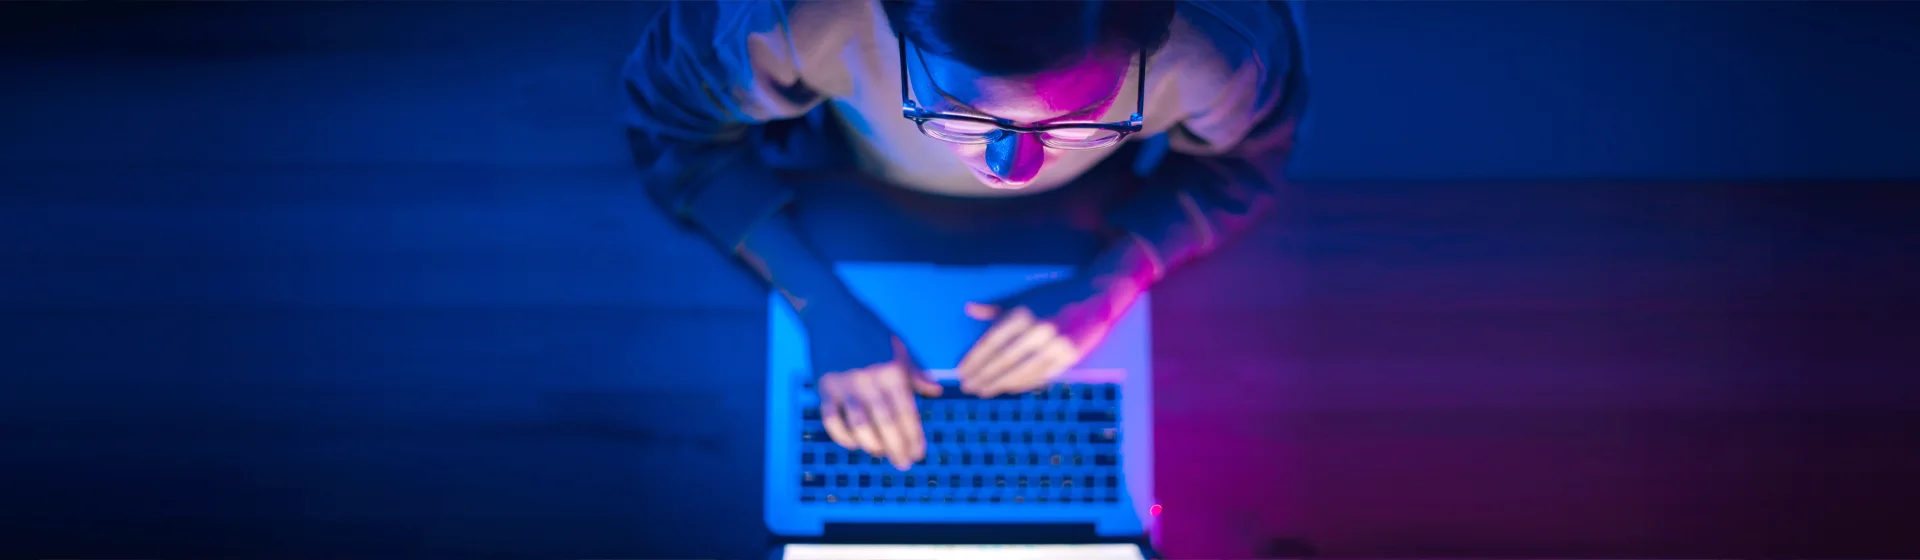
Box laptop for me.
[764,262,1158,560]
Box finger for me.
[818,381,860,451]
[909,368,945,397]
[883,371,929,468]
[854,373,913,469]
[958,307,1035,379]
[840,396,886,457]
[982,338,1078,396]
[891,337,941,398]
[964,302,1000,321]
[970,324,1058,395]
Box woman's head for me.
[883,1,1176,189]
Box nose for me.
[983,133,1044,186]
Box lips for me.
[972,168,1032,190]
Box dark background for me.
[3,2,1917,559]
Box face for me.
[911,47,1132,190]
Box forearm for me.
[1102,151,1286,287]
[736,209,859,318]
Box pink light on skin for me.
[1150,504,1161,516]
[913,47,1131,189]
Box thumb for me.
[891,336,943,397]
[909,367,944,397]
[964,301,1000,321]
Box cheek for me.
[949,143,988,163]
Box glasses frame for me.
[896,34,1146,150]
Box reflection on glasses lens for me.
[1041,128,1123,149]
[918,121,1125,150]
[920,120,999,143]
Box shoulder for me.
[1156,2,1308,151]
[1164,1,1305,93]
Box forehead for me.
[918,48,1131,123]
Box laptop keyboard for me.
[797,380,1125,506]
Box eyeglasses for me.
[897,35,1146,150]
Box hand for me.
[956,270,1143,397]
[818,337,944,470]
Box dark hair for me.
[882,0,1176,77]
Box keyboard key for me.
[1104,384,1118,400]
[802,408,821,421]
[1090,429,1118,444]
[801,473,826,487]
[802,430,830,442]
[1095,454,1118,466]
[1105,475,1119,487]
[801,452,816,464]
[858,475,871,487]
[834,475,849,487]
[824,453,840,465]
[1077,410,1117,423]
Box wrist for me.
[1085,233,1162,299]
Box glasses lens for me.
[919,119,999,144]
[1040,128,1124,150]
